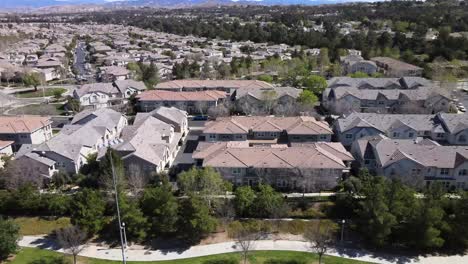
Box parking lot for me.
[452,80,468,113]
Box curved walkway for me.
[18,235,467,264]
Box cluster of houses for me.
[0,24,71,83]
[0,72,465,192]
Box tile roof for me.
[136,90,227,102]
[194,141,353,169]
[0,116,51,134]
[155,80,273,90]
[204,116,332,135]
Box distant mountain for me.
[0,0,377,9]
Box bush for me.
[0,218,20,261]
[203,258,238,264]
[278,220,310,235]
[264,259,307,264]
[30,256,68,264]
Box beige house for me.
[322,77,452,115]
[335,112,468,146]
[112,107,188,175]
[352,135,468,190]
[16,108,127,176]
[193,141,353,191]
[136,90,227,114]
[0,115,53,151]
[371,57,423,77]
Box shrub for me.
[264,259,307,264]
[203,258,238,264]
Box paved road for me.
[1,85,76,96]
[18,235,468,263]
[74,42,87,77]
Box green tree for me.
[405,184,447,250]
[234,186,256,217]
[177,167,226,198]
[257,75,273,83]
[98,149,126,190]
[301,75,327,94]
[140,183,179,236]
[116,192,148,242]
[348,71,369,78]
[178,195,217,243]
[70,189,106,235]
[23,72,42,91]
[140,62,160,88]
[253,184,288,218]
[355,176,397,247]
[0,218,19,261]
[297,90,318,107]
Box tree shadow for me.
[27,234,62,251]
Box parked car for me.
[192,115,208,121]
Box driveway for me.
[18,235,468,263]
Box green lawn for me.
[9,103,66,116]
[10,248,372,264]
[16,88,67,98]
[12,217,71,236]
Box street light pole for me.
[341,219,346,243]
[122,222,128,249]
[110,153,127,264]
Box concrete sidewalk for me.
[18,235,468,264]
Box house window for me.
[364,159,371,165]
[393,132,400,137]
[408,132,414,138]
[235,134,243,139]
[440,168,450,175]
[459,169,467,176]
[320,135,327,140]
[209,134,216,139]
[378,101,385,105]
[437,133,444,138]
[345,134,353,139]
[232,168,241,174]
[459,135,467,143]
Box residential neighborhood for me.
[0,1,468,264]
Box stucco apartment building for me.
[352,135,468,190]
[0,115,53,151]
[16,108,127,177]
[153,80,302,114]
[136,90,227,114]
[340,55,378,75]
[73,80,146,109]
[322,77,452,115]
[371,57,423,77]
[111,107,188,175]
[335,112,468,146]
[203,116,333,144]
[193,141,353,191]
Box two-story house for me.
[335,112,468,146]
[16,108,127,176]
[351,135,468,190]
[193,141,354,191]
[111,107,188,176]
[0,116,53,151]
[322,77,452,115]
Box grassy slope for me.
[16,88,66,98]
[10,248,372,264]
[12,217,71,236]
